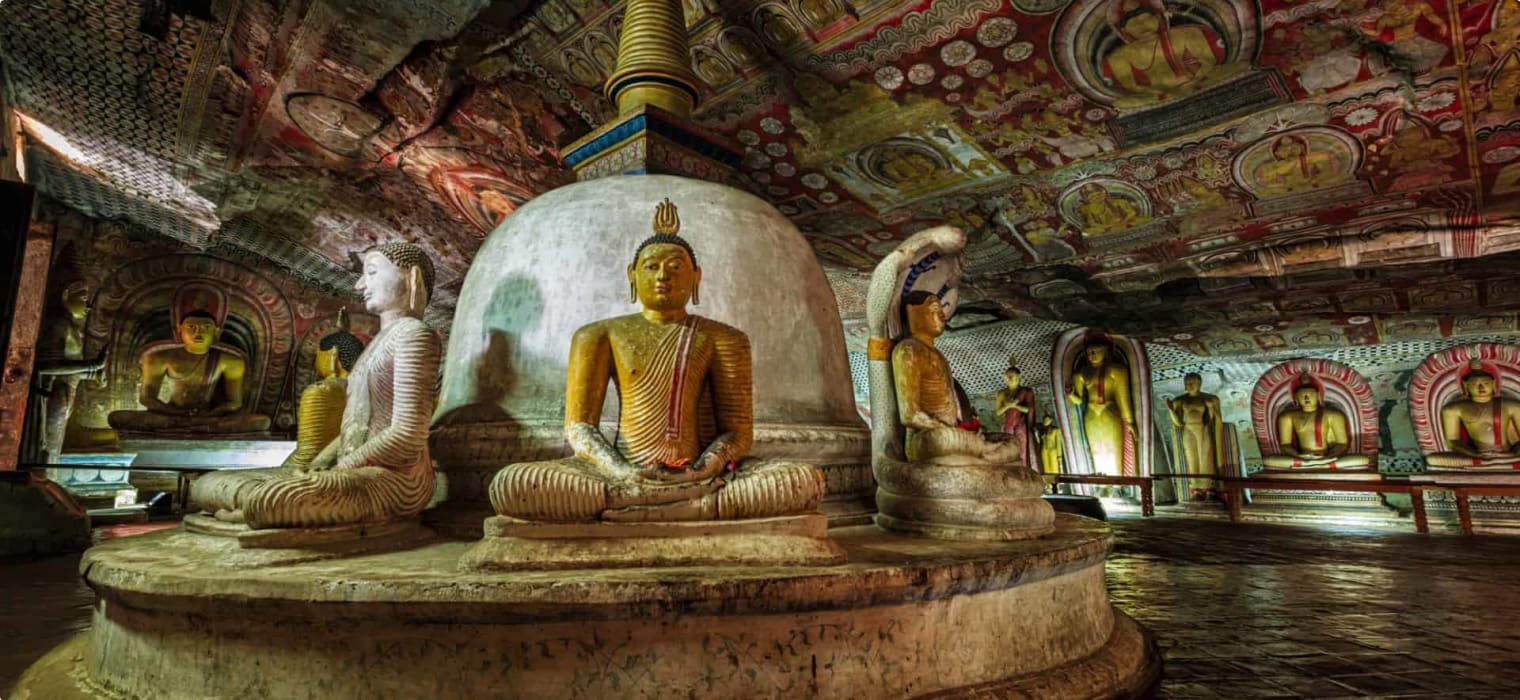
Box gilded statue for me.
[994,363,1038,469]
[190,243,440,530]
[1100,0,1229,108]
[25,281,107,463]
[284,311,365,469]
[1066,342,1136,475]
[1038,414,1063,475]
[487,200,824,522]
[1260,375,1370,469]
[867,226,1052,540]
[1166,372,1222,498]
[1424,361,1520,469]
[107,286,271,435]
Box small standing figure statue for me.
[1037,415,1063,475]
[1165,372,1223,500]
[994,363,1038,469]
[24,281,108,463]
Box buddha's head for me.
[358,242,435,316]
[1004,365,1023,391]
[1273,135,1306,160]
[1112,0,1165,41]
[178,311,220,355]
[62,281,88,320]
[1042,414,1054,428]
[1082,184,1109,205]
[1084,343,1109,367]
[1463,367,1497,403]
[628,199,702,312]
[903,290,946,339]
[316,325,365,379]
[1293,384,1322,413]
[1183,372,1202,396]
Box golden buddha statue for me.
[1038,414,1063,474]
[486,200,825,523]
[1261,375,1371,469]
[1424,361,1520,469]
[1066,342,1135,475]
[1166,372,1222,498]
[107,287,270,435]
[189,243,440,531]
[283,311,365,469]
[26,281,108,463]
[1101,0,1228,108]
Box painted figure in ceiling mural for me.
[1100,0,1228,108]
[1381,122,1459,191]
[1362,0,1449,73]
[1424,361,1520,469]
[1067,342,1137,476]
[1249,133,1352,198]
[1077,183,1148,234]
[1166,372,1222,499]
[1487,53,1520,113]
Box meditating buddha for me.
[1425,361,1520,469]
[107,287,270,435]
[1067,342,1135,475]
[283,310,365,469]
[190,243,440,530]
[1261,375,1370,469]
[487,200,824,522]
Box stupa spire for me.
[604,0,701,117]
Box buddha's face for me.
[1294,386,1321,412]
[1122,10,1161,39]
[1274,139,1304,160]
[630,243,700,312]
[1184,374,1201,395]
[1085,344,1108,366]
[1465,373,1496,402]
[1004,369,1022,390]
[357,251,408,314]
[905,297,946,337]
[178,316,219,355]
[315,347,339,379]
[62,285,88,320]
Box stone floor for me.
[2,517,1519,697]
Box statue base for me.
[1249,468,1383,482]
[459,514,846,571]
[9,515,1157,700]
[873,461,1056,541]
[183,512,430,548]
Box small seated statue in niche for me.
[283,310,365,469]
[1425,361,1520,469]
[894,291,1022,465]
[190,243,440,530]
[488,200,824,522]
[107,287,270,435]
[1261,375,1370,469]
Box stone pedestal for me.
[459,514,846,571]
[11,514,1158,699]
[119,438,295,468]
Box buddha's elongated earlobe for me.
[408,266,426,314]
[627,264,637,304]
[692,267,702,306]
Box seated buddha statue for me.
[1261,375,1371,469]
[1424,362,1520,469]
[487,200,824,523]
[189,243,440,531]
[283,310,365,469]
[107,291,271,435]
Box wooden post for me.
[0,183,48,470]
[1409,487,1428,534]
[1455,489,1474,536]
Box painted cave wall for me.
[39,201,373,438]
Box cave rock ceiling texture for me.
[3,0,1520,356]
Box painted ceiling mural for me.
[2,0,1520,355]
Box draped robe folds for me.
[489,315,823,521]
[1000,386,1037,470]
[892,338,1022,465]
[191,318,439,528]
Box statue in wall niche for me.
[866,225,1052,540]
[487,200,825,522]
[1038,414,1063,474]
[1261,374,1371,469]
[107,284,271,435]
[24,281,108,463]
[1424,360,1520,469]
[995,363,1038,469]
[189,243,440,530]
[1066,342,1136,476]
[283,310,365,469]
[1166,372,1222,499]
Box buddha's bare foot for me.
[213,508,246,523]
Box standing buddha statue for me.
[1067,342,1135,475]
[189,243,440,530]
[994,363,1037,469]
[283,310,365,469]
[1166,372,1223,498]
[486,200,825,523]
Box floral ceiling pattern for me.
[3,0,1520,354]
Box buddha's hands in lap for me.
[607,472,725,508]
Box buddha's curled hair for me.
[368,242,436,299]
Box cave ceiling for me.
[3,0,1520,355]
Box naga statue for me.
[107,284,271,435]
[188,243,440,534]
[283,310,365,469]
[866,226,1053,540]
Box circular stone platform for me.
[11,514,1158,699]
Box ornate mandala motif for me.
[802,173,829,189]
[976,17,1018,47]
[908,63,936,85]
[737,129,761,145]
[966,59,994,78]
[875,66,904,90]
[1002,42,1034,62]
[942,74,965,90]
[760,117,785,134]
[940,40,976,67]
